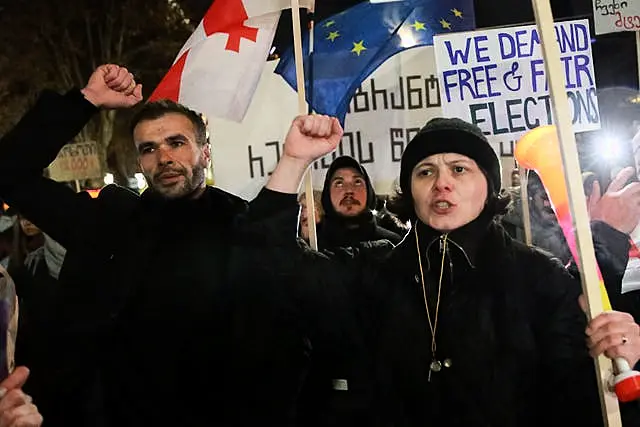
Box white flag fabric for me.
[150,0,314,122]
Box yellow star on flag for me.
[351,40,367,56]
[410,20,426,31]
[440,18,452,30]
[325,20,336,28]
[326,31,340,42]
[452,8,463,18]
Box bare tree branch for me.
[85,12,97,70]
[0,0,192,178]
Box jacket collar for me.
[414,207,495,271]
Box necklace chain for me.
[414,227,448,359]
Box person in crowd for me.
[621,130,640,301]
[0,64,334,426]
[0,216,14,269]
[502,171,572,263]
[255,115,640,426]
[7,217,44,276]
[298,190,323,244]
[583,167,640,321]
[510,167,521,188]
[317,156,401,250]
[296,156,401,425]
[9,232,69,419]
[502,163,640,322]
[0,268,43,427]
[0,367,43,427]
[6,213,52,376]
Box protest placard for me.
[48,141,102,182]
[593,0,640,34]
[433,19,599,150]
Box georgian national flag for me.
[150,0,314,122]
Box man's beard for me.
[340,196,361,207]
[337,196,364,216]
[149,164,206,199]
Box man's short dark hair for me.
[130,100,209,146]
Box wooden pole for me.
[531,1,621,425]
[291,0,318,250]
[519,167,533,246]
[636,32,640,90]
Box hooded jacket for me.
[318,156,401,250]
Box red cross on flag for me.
[150,0,314,122]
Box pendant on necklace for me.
[428,359,441,382]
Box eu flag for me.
[275,0,476,123]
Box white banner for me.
[593,0,640,34]
[433,19,600,148]
[210,46,519,200]
[211,46,442,199]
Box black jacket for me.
[0,90,308,426]
[296,156,400,426]
[588,221,640,322]
[242,197,640,427]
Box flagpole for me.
[307,10,315,114]
[519,167,533,246]
[636,32,640,92]
[531,0,621,425]
[291,0,318,250]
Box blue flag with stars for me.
[275,0,476,123]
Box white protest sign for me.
[48,141,102,182]
[593,0,640,34]
[433,19,600,150]
[210,46,458,200]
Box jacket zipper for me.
[425,234,475,270]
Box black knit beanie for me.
[399,117,501,197]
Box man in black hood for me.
[318,156,402,249]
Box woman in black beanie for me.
[251,115,640,427]
[366,117,639,426]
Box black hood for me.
[320,156,376,218]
